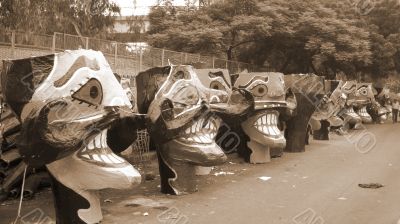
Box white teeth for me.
[257,119,262,126]
[188,137,194,141]
[112,154,125,163]
[82,154,90,159]
[185,128,190,134]
[101,130,107,148]
[100,154,113,164]
[193,136,201,142]
[273,127,280,134]
[268,114,273,125]
[199,135,208,143]
[92,154,102,162]
[88,140,95,150]
[205,122,210,129]
[262,126,268,134]
[191,124,196,133]
[268,126,275,135]
[108,154,121,163]
[95,134,101,148]
[198,119,204,131]
[262,116,267,125]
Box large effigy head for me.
[312,80,346,127]
[136,65,237,194]
[232,72,296,163]
[1,50,141,223]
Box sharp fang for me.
[205,122,210,129]
[88,140,95,150]
[92,154,102,162]
[191,124,196,133]
[100,155,113,163]
[196,119,202,132]
[95,134,101,148]
[101,130,107,147]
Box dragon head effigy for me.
[311,80,347,139]
[369,84,390,122]
[283,74,325,152]
[351,83,375,124]
[339,81,363,129]
[232,72,296,163]
[1,50,141,224]
[136,65,251,195]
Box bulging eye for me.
[210,81,226,91]
[72,78,103,106]
[251,84,268,97]
[174,85,199,105]
[358,87,368,96]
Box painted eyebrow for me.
[53,56,100,87]
[208,71,231,88]
[239,75,269,88]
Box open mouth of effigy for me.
[177,117,218,145]
[253,112,281,136]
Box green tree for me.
[148,0,271,59]
[0,0,120,37]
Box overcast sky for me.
[111,0,194,16]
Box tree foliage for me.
[0,0,120,37]
[148,0,400,80]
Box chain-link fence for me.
[0,31,257,76]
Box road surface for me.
[1,122,399,224]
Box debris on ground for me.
[358,183,384,189]
[258,176,271,181]
[213,171,234,176]
[144,173,156,181]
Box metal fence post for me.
[114,42,118,67]
[161,48,165,66]
[63,33,66,50]
[85,37,89,49]
[52,33,56,53]
[139,46,143,72]
[11,31,15,59]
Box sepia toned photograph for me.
[0,0,399,223]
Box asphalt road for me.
[1,122,399,224]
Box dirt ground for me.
[1,122,400,224]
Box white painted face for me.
[16,50,141,224]
[21,49,131,122]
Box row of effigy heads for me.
[0,50,396,224]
